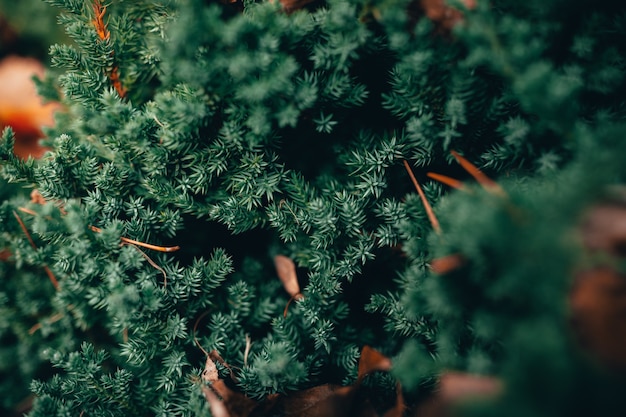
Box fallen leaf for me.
[275,255,301,297]
[199,346,400,417]
[438,372,502,401]
[268,0,318,13]
[202,355,219,384]
[213,380,259,417]
[571,198,626,370]
[418,0,476,32]
[414,372,502,417]
[430,254,466,275]
[202,384,231,417]
[280,346,394,416]
[571,267,626,370]
[201,354,259,417]
[0,249,10,261]
[580,202,626,256]
[275,254,304,317]
[357,346,392,383]
[282,384,356,417]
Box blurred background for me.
[0,0,65,159]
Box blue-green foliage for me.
[1,0,625,415]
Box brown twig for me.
[92,0,127,97]
[18,208,180,253]
[92,0,110,40]
[427,172,467,191]
[13,210,59,289]
[89,226,180,252]
[123,243,168,286]
[450,150,505,196]
[193,311,212,357]
[403,160,442,234]
[243,334,252,367]
[28,312,64,335]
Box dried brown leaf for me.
[216,380,259,417]
[571,267,626,369]
[275,255,301,297]
[580,202,626,256]
[357,346,392,382]
[419,0,476,32]
[430,254,466,275]
[438,372,502,401]
[201,358,258,417]
[199,345,400,417]
[202,385,231,417]
[0,249,10,261]
[202,356,219,384]
[282,384,356,417]
[383,383,405,417]
[414,372,501,417]
[572,199,626,370]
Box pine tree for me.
[1,0,625,416]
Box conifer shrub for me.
[1,0,625,416]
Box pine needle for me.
[403,160,441,234]
[13,210,59,289]
[427,172,467,191]
[450,150,505,196]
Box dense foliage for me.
[1,0,625,415]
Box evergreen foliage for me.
[1,0,625,415]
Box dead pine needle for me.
[450,150,505,196]
[244,335,252,367]
[92,0,109,41]
[283,293,304,318]
[28,312,64,335]
[91,0,127,97]
[13,210,59,289]
[89,225,180,252]
[13,210,37,249]
[402,160,441,234]
[193,311,212,357]
[123,242,168,288]
[278,199,300,224]
[427,172,467,191]
[17,206,39,217]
